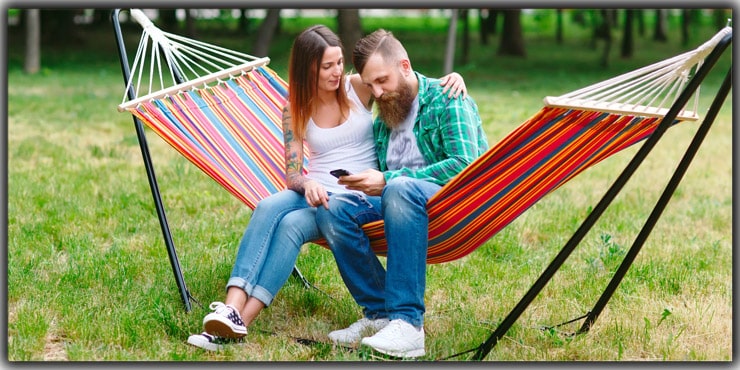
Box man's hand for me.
[337,169,386,196]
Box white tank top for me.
[305,78,377,193]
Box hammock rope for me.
[544,27,730,119]
[118,8,728,265]
[120,9,269,111]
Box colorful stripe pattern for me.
[357,107,681,263]
[127,66,306,210]
[126,67,684,264]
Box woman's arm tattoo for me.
[282,106,306,194]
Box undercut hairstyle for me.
[288,25,351,141]
[352,29,409,75]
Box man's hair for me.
[352,29,409,74]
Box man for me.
[316,29,488,359]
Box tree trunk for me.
[713,9,728,30]
[621,9,634,58]
[239,9,251,34]
[479,9,497,45]
[337,9,362,69]
[555,9,563,44]
[635,9,645,36]
[498,9,525,57]
[598,9,613,67]
[653,9,668,42]
[681,9,691,46]
[158,9,178,32]
[91,9,108,27]
[461,9,470,65]
[24,9,40,74]
[252,9,281,57]
[443,9,458,74]
[40,9,77,44]
[185,9,197,38]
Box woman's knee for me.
[276,209,318,245]
[257,190,301,210]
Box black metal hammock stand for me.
[110,9,322,313]
[464,28,732,362]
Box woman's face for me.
[316,46,344,93]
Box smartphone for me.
[330,169,352,178]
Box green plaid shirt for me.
[374,72,489,186]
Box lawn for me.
[6,10,732,361]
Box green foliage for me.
[6,10,732,362]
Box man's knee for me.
[316,194,347,228]
[382,177,422,206]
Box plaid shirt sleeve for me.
[378,73,489,186]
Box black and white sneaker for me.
[187,332,241,351]
[203,301,247,338]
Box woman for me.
[187,25,466,351]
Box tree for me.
[443,9,459,74]
[158,9,178,32]
[621,9,634,58]
[460,9,470,65]
[238,9,251,34]
[39,9,77,44]
[635,9,645,36]
[337,9,362,69]
[653,9,668,42]
[596,9,614,67]
[252,9,281,57]
[555,9,563,44]
[479,9,498,45]
[185,9,197,38]
[91,9,109,27]
[24,9,40,74]
[498,9,525,57]
[713,8,728,30]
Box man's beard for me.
[376,77,415,129]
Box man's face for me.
[361,54,415,128]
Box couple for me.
[187,25,488,359]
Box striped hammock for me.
[119,9,729,264]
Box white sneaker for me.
[187,332,242,351]
[360,319,425,359]
[328,317,390,344]
[202,302,247,339]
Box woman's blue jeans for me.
[316,177,441,327]
[227,190,320,306]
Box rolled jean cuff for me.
[250,285,274,307]
[226,277,275,306]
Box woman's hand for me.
[303,179,329,209]
[440,72,468,99]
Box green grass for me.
[6,12,732,361]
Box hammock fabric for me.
[124,69,684,264]
[127,67,298,209]
[120,10,726,265]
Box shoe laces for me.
[209,302,245,326]
[200,332,242,345]
[380,319,413,336]
[348,318,375,331]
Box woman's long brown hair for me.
[287,25,352,141]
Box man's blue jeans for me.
[227,190,320,306]
[316,177,441,327]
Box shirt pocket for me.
[419,113,443,156]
